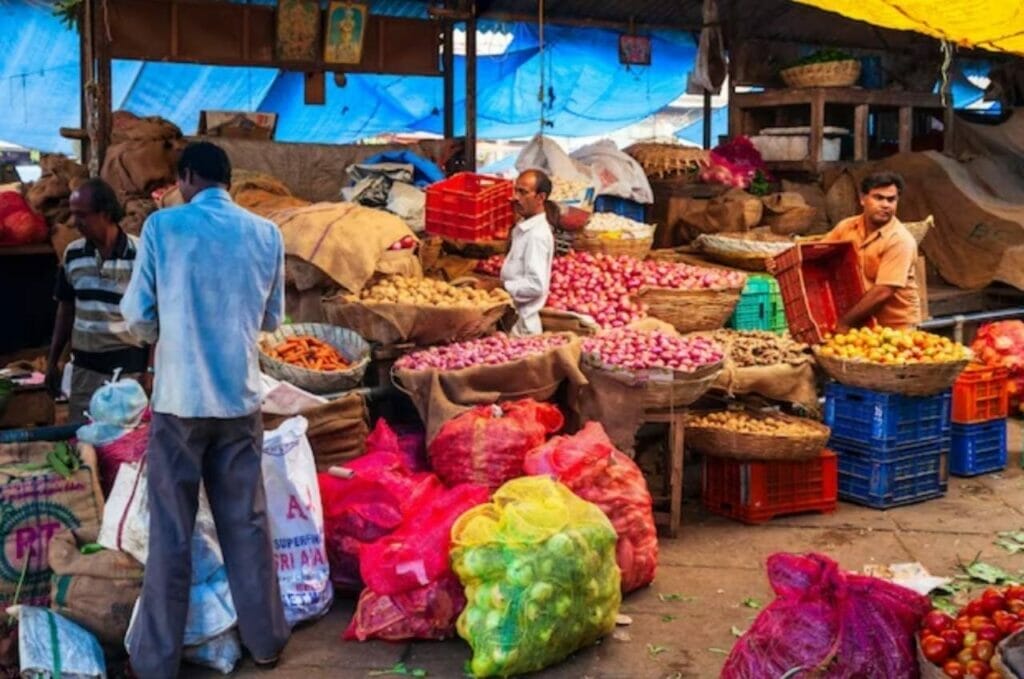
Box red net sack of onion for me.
[394,333,570,372]
[583,328,724,373]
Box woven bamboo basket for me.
[764,206,818,236]
[813,349,970,397]
[635,287,743,333]
[258,323,370,394]
[467,273,504,291]
[780,59,861,88]
[540,308,601,336]
[623,143,710,180]
[695,232,794,272]
[571,231,653,259]
[583,357,724,410]
[685,410,831,462]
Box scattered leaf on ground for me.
[741,597,761,609]
[731,625,745,637]
[708,647,729,655]
[647,643,668,657]
[959,557,1014,585]
[661,614,677,623]
[658,593,696,603]
[369,663,427,677]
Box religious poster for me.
[324,2,368,65]
[619,35,652,66]
[276,0,321,63]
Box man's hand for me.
[44,364,63,398]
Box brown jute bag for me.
[263,392,369,471]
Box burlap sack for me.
[120,197,156,236]
[781,180,830,234]
[761,192,808,214]
[110,111,182,144]
[711,358,819,412]
[393,334,588,442]
[263,391,369,471]
[101,139,181,201]
[0,442,105,608]
[572,366,646,455]
[48,526,143,650]
[825,170,860,226]
[323,293,511,347]
[679,189,763,238]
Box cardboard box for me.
[198,111,278,141]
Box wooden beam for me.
[304,71,325,105]
[465,2,477,172]
[474,10,699,33]
[898,105,912,153]
[853,103,868,161]
[442,8,454,139]
[702,90,712,149]
[808,89,824,163]
[80,0,94,171]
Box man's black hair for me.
[78,177,125,223]
[177,141,232,185]
[860,171,905,195]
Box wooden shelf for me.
[0,244,54,257]
[731,87,941,110]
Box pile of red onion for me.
[547,252,746,328]
[583,329,724,372]
[394,333,569,372]
[475,255,505,277]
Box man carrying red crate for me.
[820,171,921,332]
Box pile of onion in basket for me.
[547,252,746,328]
[582,328,723,373]
[394,333,570,372]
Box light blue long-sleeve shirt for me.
[120,187,285,418]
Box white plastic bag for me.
[97,459,150,563]
[387,182,426,232]
[182,628,242,675]
[570,140,654,204]
[15,606,106,679]
[262,416,334,627]
[515,134,593,185]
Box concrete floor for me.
[183,420,1024,679]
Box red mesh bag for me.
[428,399,564,491]
[722,552,931,679]
[522,422,657,593]
[94,424,150,497]
[1,209,48,246]
[343,573,466,642]
[366,419,428,472]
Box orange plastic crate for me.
[952,364,1009,424]
[425,172,514,241]
[701,450,838,524]
[772,242,864,345]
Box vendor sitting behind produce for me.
[822,171,921,332]
[45,178,148,422]
[501,169,556,336]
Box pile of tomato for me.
[919,586,1024,678]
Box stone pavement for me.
[185,420,1024,679]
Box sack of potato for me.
[324,275,513,347]
[686,409,830,462]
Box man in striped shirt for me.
[45,178,148,422]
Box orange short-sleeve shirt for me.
[822,215,921,329]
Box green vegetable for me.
[368,662,428,677]
[790,49,855,68]
[741,597,762,610]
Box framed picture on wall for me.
[275,0,321,63]
[325,2,368,65]
[619,35,651,66]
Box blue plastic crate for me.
[825,383,951,456]
[837,446,945,509]
[594,195,646,222]
[949,420,1008,476]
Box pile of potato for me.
[688,411,820,437]
[359,276,510,307]
[705,330,809,367]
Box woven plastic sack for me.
[317,452,442,592]
[721,552,931,679]
[451,476,621,677]
[523,422,657,593]
[428,400,564,491]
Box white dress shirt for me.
[500,212,554,336]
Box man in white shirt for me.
[121,142,289,675]
[500,169,555,335]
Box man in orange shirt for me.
[821,171,921,331]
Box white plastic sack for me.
[97,459,150,563]
[515,134,593,185]
[571,140,654,204]
[387,181,426,232]
[15,606,106,679]
[262,416,333,627]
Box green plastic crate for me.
[729,275,785,332]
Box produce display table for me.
[642,407,686,539]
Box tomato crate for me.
[771,242,864,345]
[949,420,1007,476]
[824,382,951,456]
[728,275,785,333]
[836,445,945,509]
[425,173,514,241]
[594,195,646,223]
[701,450,838,525]
[951,364,1009,424]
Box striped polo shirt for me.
[55,230,148,373]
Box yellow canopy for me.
[791,0,1024,55]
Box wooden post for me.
[304,71,326,105]
[94,0,112,172]
[442,12,454,140]
[808,89,824,165]
[898,106,912,154]
[943,102,955,155]
[464,1,477,171]
[79,0,94,171]
[853,103,868,161]
[702,90,712,149]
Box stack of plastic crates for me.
[425,173,514,241]
[825,383,950,508]
[593,195,646,222]
[728,274,788,334]
[701,450,838,524]
[949,365,1009,476]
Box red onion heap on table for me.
[584,329,724,372]
[547,252,747,328]
[475,255,505,277]
[394,333,570,372]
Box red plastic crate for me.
[952,364,1009,424]
[425,172,514,241]
[772,242,865,345]
[701,450,838,524]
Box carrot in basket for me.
[264,335,351,372]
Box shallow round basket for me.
[635,287,743,333]
[764,206,817,236]
[695,233,794,272]
[259,323,371,394]
[572,232,653,260]
[685,410,831,462]
[540,308,601,336]
[642,361,724,410]
[780,59,861,88]
[813,348,970,397]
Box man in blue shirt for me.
[121,142,289,675]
